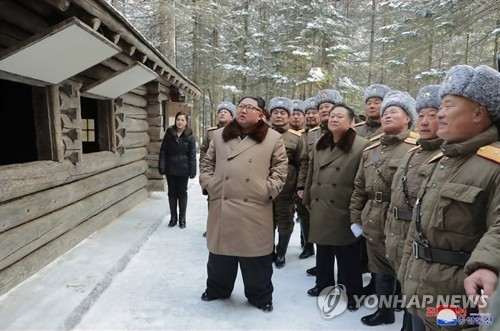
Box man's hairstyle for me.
[332,103,355,120]
[238,96,266,110]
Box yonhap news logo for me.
[317,285,348,319]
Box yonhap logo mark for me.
[317,284,348,319]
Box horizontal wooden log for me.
[0,188,148,295]
[0,175,147,271]
[0,1,49,35]
[100,57,128,72]
[148,127,162,141]
[121,92,147,108]
[123,117,149,132]
[146,116,162,127]
[146,179,165,192]
[117,104,148,119]
[0,160,148,233]
[146,142,162,154]
[0,150,147,203]
[121,132,150,148]
[146,103,162,116]
[146,168,163,179]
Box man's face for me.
[417,108,439,140]
[328,107,353,136]
[437,95,482,143]
[290,110,305,129]
[236,98,263,129]
[318,102,334,123]
[365,97,383,119]
[270,108,290,126]
[381,106,410,135]
[305,108,320,128]
[217,109,233,125]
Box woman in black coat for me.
[158,111,197,228]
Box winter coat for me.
[354,118,383,139]
[384,137,443,273]
[199,123,224,168]
[297,125,324,189]
[158,126,196,178]
[199,119,288,257]
[350,131,417,273]
[398,125,500,322]
[303,128,370,246]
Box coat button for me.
[315,198,319,202]
[369,220,373,223]
[245,178,250,182]
[409,274,413,279]
[223,197,227,200]
[439,165,444,170]
[332,183,336,187]
[244,198,248,202]
[317,182,321,186]
[329,200,334,205]
[225,177,229,180]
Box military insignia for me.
[372,87,378,92]
[206,126,218,131]
[278,100,283,105]
[364,141,381,151]
[428,152,444,163]
[370,132,384,142]
[423,92,431,99]
[409,131,420,139]
[477,144,500,164]
[447,75,453,82]
[321,92,327,98]
[404,137,418,145]
[353,121,366,127]
[309,126,320,132]
[407,145,421,153]
[288,129,303,137]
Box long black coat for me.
[158,126,197,178]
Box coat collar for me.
[440,125,498,157]
[222,119,268,143]
[167,126,193,137]
[316,127,357,152]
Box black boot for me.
[401,309,413,331]
[299,219,315,259]
[361,273,396,326]
[363,273,376,295]
[275,234,291,268]
[168,195,178,227]
[178,195,187,229]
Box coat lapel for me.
[227,136,258,159]
[318,146,345,168]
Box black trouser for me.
[316,241,363,298]
[205,252,274,305]
[166,175,189,218]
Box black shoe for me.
[202,232,206,237]
[255,302,273,312]
[306,266,317,276]
[275,255,285,268]
[401,310,413,331]
[168,219,177,227]
[179,218,186,229]
[201,291,218,301]
[361,308,395,326]
[347,298,359,311]
[299,245,315,259]
[307,286,323,297]
[363,277,375,296]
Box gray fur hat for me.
[216,101,236,117]
[381,90,417,127]
[303,97,317,112]
[439,64,500,122]
[364,84,391,103]
[269,97,293,115]
[292,99,305,113]
[315,89,343,109]
[416,85,441,112]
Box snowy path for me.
[0,174,402,330]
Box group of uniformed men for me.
[200,63,500,331]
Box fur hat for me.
[416,85,441,112]
[315,89,343,109]
[269,97,293,115]
[216,101,236,117]
[364,84,391,103]
[381,90,417,127]
[439,64,500,122]
[303,97,317,112]
[292,99,305,113]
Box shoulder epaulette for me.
[407,145,421,153]
[309,126,320,132]
[364,141,381,152]
[353,121,366,128]
[297,128,305,133]
[370,133,384,142]
[428,152,444,163]
[287,129,303,137]
[477,144,500,164]
[206,126,218,131]
[409,131,420,140]
[404,137,418,145]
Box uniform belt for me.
[367,191,391,203]
[412,241,471,267]
[393,207,412,221]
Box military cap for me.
[381,90,417,127]
[364,84,391,103]
[269,97,293,115]
[292,99,305,113]
[439,64,500,122]
[315,89,343,109]
[303,97,317,113]
[216,101,236,117]
[416,85,441,112]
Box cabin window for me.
[0,79,38,166]
[80,97,115,154]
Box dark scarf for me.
[222,119,269,143]
[316,127,357,152]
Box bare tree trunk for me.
[367,0,376,85]
[380,4,388,83]
[241,0,250,93]
[164,0,176,65]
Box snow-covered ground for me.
[0,173,402,330]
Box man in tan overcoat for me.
[199,96,288,313]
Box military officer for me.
[384,85,443,331]
[350,91,418,326]
[200,101,235,166]
[399,65,500,331]
[269,97,305,268]
[290,99,306,131]
[354,84,391,139]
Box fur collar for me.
[166,126,193,137]
[222,119,269,143]
[316,127,357,152]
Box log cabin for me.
[0,0,202,295]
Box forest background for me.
[109,0,500,139]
